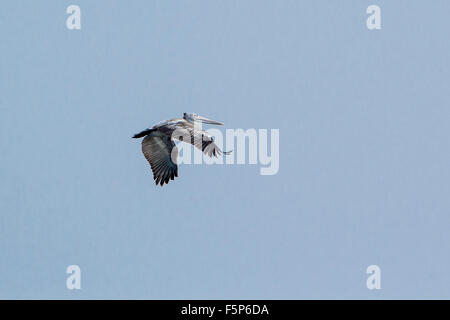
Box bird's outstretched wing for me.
[142,133,178,186]
[173,126,229,158]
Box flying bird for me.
[133,113,230,186]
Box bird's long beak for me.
[195,115,223,125]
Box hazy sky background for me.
[1,0,450,299]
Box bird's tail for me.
[223,150,233,155]
[132,128,155,139]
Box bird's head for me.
[183,113,223,125]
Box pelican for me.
[133,113,230,186]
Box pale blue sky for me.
[1,1,450,299]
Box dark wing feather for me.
[142,133,178,186]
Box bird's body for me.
[133,113,229,186]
